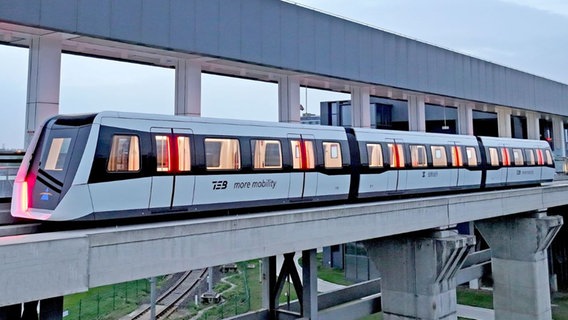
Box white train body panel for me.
[150,176,174,208]
[457,168,482,188]
[50,184,94,221]
[192,174,290,206]
[172,176,195,207]
[316,173,350,198]
[359,172,397,196]
[89,178,151,213]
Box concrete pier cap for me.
[364,229,475,320]
[476,211,563,320]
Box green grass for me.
[552,293,568,320]
[456,288,568,320]
[298,252,353,286]
[457,287,493,309]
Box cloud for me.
[498,0,568,18]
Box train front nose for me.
[12,116,93,220]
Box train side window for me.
[366,143,384,168]
[45,137,72,171]
[323,142,343,169]
[155,135,171,172]
[545,150,554,165]
[410,145,427,167]
[431,146,447,167]
[177,136,191,172]
[387,143,405,168]
[465,147,478,167]
[501,148,510,166]
[291,140,315,169]
[525,149,535,165]
[451,146,463,167]
[108,135,140,172]
[205,138,241,171]
[488,148,499,166]
[251,140,282,170]
[512,149,524,166]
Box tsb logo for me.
[212,180,228,190]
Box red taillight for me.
[20,181,29,213]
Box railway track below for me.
[123,268,208,320]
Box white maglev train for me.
[11,112,555,221]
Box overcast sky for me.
[1,0,568,149]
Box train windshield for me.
[27,117,93,210]
[40,136,74,182]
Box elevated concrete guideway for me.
[0,183,567,308]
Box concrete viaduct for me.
[0,1,567,319]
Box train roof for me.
[51,111,346,133]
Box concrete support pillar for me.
[526,112,540,140]
[407,95,426,132]
[39,297,63,320]
[496,107,512,138]
[302,249,318,320]
[175,60,201,117]
[261,256,277,314]
[552,116,565,157]
[278,76,301,123]
[350,87,371,128]
[457,103,474,135]
[0,303,21,320]
[25,35,62,148]
[365,231,475,320]
[476,213,563,320]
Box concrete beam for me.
[1,184,568,307]
[228,279,381,320]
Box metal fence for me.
[63,280,150,320]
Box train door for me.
[450,143,460,188]
[288,134,318,200]
[358,141,397,197]
[172,129,195,208]
[386,139,404,192]
[484,145,507,187]
[149,128,175,210]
